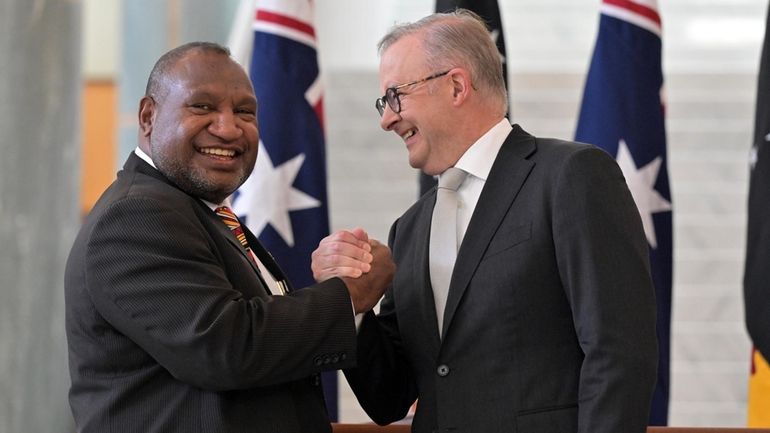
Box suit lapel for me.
[243,227,293,293]
[441,126,537,338]
[209,209,273,290]
[213,212,292,295]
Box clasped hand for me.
[311,228,394,314]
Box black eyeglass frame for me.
[375,70,451,116]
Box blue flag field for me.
[230,0,337,419]
[575,0,673,425]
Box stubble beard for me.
[150,141,248,204]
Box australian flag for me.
[575,0,673,425]
[229,0,337,420]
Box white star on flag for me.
[233,141,321,247]
[615,139,672,249]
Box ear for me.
[448,68,472,107]
[138,96,156,138]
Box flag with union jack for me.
[575,0,672,425]
[228,0,337,419]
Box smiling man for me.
[312,10,658,433]
[64,42,393,433]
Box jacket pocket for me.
[515,404,577,433]
[483,222,532,259]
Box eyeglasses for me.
[375,70,450,117]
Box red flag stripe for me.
[603,0,661,26]
[256,9,316,39]
[313,99,324,129]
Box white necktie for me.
[429,167,468,338]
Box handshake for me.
[311,228,395,314]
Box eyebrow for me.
[185,91,257,106]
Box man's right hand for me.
[344,239,394,313]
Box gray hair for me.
[144,41,231,99]
[378,9,508,115]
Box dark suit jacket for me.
[345,125,658,433]
[65,153,356,433]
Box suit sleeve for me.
[342,219,418,425]
[552,146,658,433]
[84,195,356,391]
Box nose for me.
[379,104,400,131]
[208,110,243,141]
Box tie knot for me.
[215,206,239,225]
[438,167,467,192]
[215,205,254,254]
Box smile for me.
[199,147,237,158]
[401,129,415,140]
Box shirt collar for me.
[134,146,156,168]
[453,118,512,182]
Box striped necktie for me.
[215,206,257,266]
[214,206,290,295]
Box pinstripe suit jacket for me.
[65,153,356,433]
[345,125,658,433]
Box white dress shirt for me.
[442,119,512,247]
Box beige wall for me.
[83,0,119,79]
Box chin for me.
[408,157,426,172]
[178,175,241,205]
[418,165,441,176]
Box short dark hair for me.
[144,42,231,99]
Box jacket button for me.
[437,365,450,377]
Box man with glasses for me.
[311,9,658,433]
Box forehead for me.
[379,34,427,89]
[168,51,255,97]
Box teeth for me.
[200,148,236,157]
[401,130,415,140]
